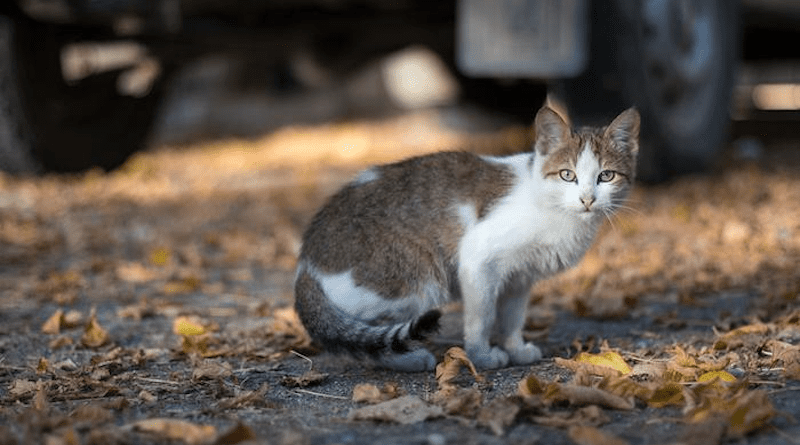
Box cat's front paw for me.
[466,346,509,369]
[507,343,543,365]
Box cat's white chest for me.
[457,156,597,281]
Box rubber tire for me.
[0,15,163,174]
[557,0,739,182]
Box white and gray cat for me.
[294,105,639,371]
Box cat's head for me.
[532,105,639,218]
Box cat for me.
[294,105,639,371]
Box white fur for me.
[456,202,478,229]
[352,167,380,185]
[314,265,442,322]
[458,149,604,368]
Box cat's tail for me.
[293,267,441,372]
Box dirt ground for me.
[1,108,799,445]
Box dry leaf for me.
[476,397,520,436]
[432,387,483,416]
[531,405,609,428]
[62,310,83,328]
[687,389,776,438]
[568,425,630,445]
[348,395,443,424]
[217,384,270,410]
[697,370,736,384]
[192,359,233,380]
[41,309,64,334]
[281,369,328,388]
[575,351,632,375]
[214,422,257,445]
[518,374,547,398]
[130,418,216,445]
[545,384,634,410]
[554,351,631,379]
[435,347,483,391]
[352,383,400,404]
[81,310,109,348]
[139,390,157,403]
[150,247,171,266]
[8,379,37,397]
[36,357,50,374]
[174,316,207,336]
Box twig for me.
[290,350,314,372]
[772,426,800,445]
[137,377,180,385]
[294,389,349,400]
[768,386,800,395]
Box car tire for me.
[0,15,163,174]
[557,0,739,182]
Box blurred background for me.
[2,0,800,181]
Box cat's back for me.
[299,151,518,270]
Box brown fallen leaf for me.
[435,347,483,392]
[568,425,630,445]
[8,379,38,398]
[192,359,233,380]
[81,309,109,348]
[36,357,50,374]
[545,383,634,410]
[352,383,400,404]
[214,422,257,445]
[281,369,328,388]
[432,386,483,417]
[518,373,547,398]
[42,309,64,335]
[348,395,443,424]
[130,418,216,445]
[476,396,520,436]
[217,384,270,410]
[686,389,776,438]
[531,405,609,429]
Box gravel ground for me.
[0,108,799,445]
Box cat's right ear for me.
[533,106,569,156]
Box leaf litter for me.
[0,110,799,443]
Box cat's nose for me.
[580,195,595,210]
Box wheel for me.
[557,0,739,182]
[0,15,163,174]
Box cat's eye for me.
[598,170,616,183]
[559,169,576,182]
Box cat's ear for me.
[534,106,569,155]
[604,108,640,155]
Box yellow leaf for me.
[149,247,171,266]
[575,351,632,375]
[173,316,206,337]
[555,351,632,378]
[647,382,686,408]
[36,357,50,374]
[697,370,736,384]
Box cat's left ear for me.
[604,108,640,155]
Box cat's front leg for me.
[460,267,509,369]
[496,287,542,365]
